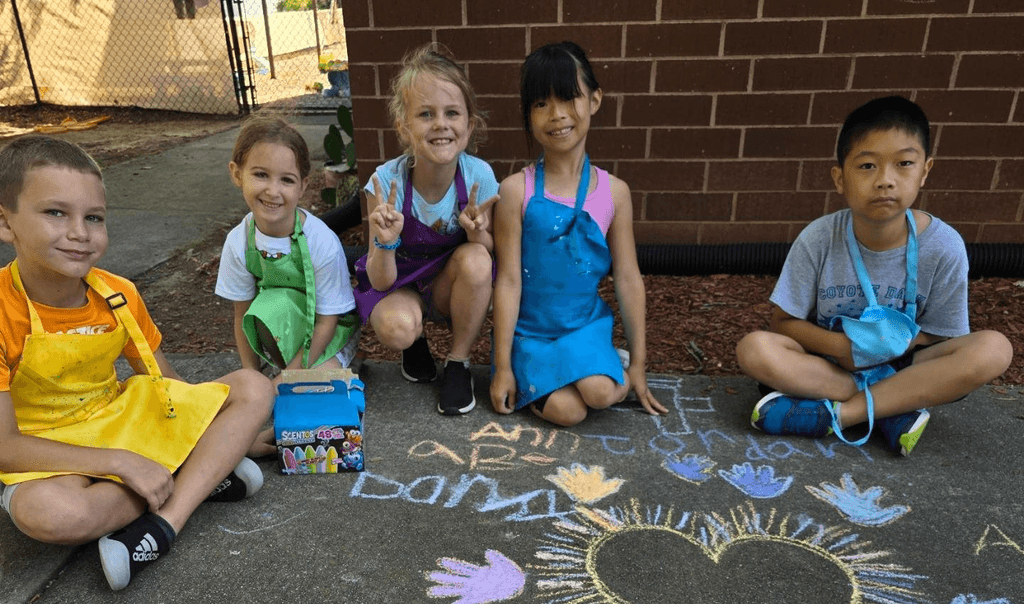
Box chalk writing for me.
[425,549,525,604]
[806,474,910,527]
[662,454,716,484]
[545,464,624,504]
[408,422,580,471]
[531,500,930,604]
[718,463,793,499]
[974,525,1023,557]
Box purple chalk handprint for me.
[718,463,794,498]
[805,473,909,526]
[426,549,525,604]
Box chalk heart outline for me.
[586,525,859,603]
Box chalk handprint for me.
[426,549,525,604]
[718,463,793,498]
[662,454,716,484]
[950,596,1013,604]
[806,473,909,526]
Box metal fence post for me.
[10,0,41,105]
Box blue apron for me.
[510,155,624,410]
[829,209,920,445]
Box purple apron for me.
[353,165,470,323]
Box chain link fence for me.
[0,0,349,115]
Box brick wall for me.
[344,0,1024,245]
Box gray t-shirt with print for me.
[770,209,969,338]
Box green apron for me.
[241,211,357,368]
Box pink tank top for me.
[522,164,615,236]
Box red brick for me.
[824,19,928,54]
[377,63,404,96]
[341,0,369,28]
[626,23,721,58]
[744,127,837,158]
[707,161,800,191]
[978,223,1024,244]
[383,131,406,158]
[753,58,850,91]
[591,96,617,128]
[946,223,980,244]
[972,0,1024,11]
[701,222,792,244]
[825,191,847,214]
[616,161,706,191]
[658,60,750,93]
[485,160,519,182]
[345,30,433,63]
[800,160,838,191]
[810,91,914,124]
[923,191,1021,222]
[348,63,377,97]
[923,159,998,190]
[725,21,823,56]
[1017,102,1024,124]
[938,125,1024,157]
[352,97,391,130]
[531,25,623,59]
[484,129,532,160]
[852,55,954,89]
[916,90,1015,123]
[762,0,862,17]
[662,0,759,20]
[736,192,828,221]
[647,193,733,221]
[466,62,521,96]
[651,128,742,159]
[928,17,1024,52]
[621,95,712,127]
[866,0,970,15]
[995,160,1024,190]
[634,222,700,245]
[437,27,527,61]
[589,128,647,160]
[354,128,383,163]
[564,0,656,23]
[956,54,1024,88]
[467,0,557,25]
[374,0,461,27]
[593,60,652,94]
[480,96,522,129]
[715,93,811,126]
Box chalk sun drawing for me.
[545,464,624,505]
[529,499,929,604]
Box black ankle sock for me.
[98,512,176,590]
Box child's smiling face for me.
[0,166,108,291]
[831,128,933,228]
[230,141,308,237]
[399,73,472,169]
[528,73,602,156]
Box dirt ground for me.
[2,104,1023,387]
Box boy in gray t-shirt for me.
[735,96,1012,456]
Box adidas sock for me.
[205,457,264,503]
[98,512,176,591]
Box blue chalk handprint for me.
[806,473,909,527]
[950,596,1014,604]
[718,463,793,498]
[663,454,716,484]
[426,549,525,604]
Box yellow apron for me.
[0,262,228,485]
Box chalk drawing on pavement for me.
[950,596,1015,604]
[718,462,794,499]
[974,525,1023,557]
[545,463,624,505]
[529,499,930,604]
[662,453,717,484]
[806,473,910,527]
[425,549,525,604]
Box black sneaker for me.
[98,513,176,591]
[438,359,475,415]
[205,457,264,503]
[402,337,438,383]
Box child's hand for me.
[490,367,517,415]
[368,175,404,246]
[116,450,175,513]
[627,365,669,416]
[459,183,499,235]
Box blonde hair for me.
[231,114,311,180]
[388,44,487,155]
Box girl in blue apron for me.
[490,41,668,426]
[354,45,499,416]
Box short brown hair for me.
[0,135,103,210]
[231,114,311,180]
[388,43,487,155]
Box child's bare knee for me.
[736,331,777,377]
[373,311,420,350]
[452,243,493,285]
[15,495,97,545]
[968,330,1014,382]
[536,400,588,427]
[579,377,621,410]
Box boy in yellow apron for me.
[0,136,275,590]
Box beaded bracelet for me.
[373,236,401,250]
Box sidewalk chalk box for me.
[274,376,365,474]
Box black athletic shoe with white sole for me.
[205,457,264,503]
[402,337,438,383]
[98,512,175,590]
[438,359,475,415]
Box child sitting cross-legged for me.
[735,96,1013,456]
[0,136,275,590]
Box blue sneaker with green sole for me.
[877,409,930,456]
[751,391,835,437]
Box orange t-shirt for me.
[0,265,162,391]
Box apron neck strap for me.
[533,154,591,214]
[844,209,918,316]
[10,261,45,334]
[404,161,467,215]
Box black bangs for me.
[520,46,585,134]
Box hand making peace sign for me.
[458,183,500,235]
[368,174,404,247]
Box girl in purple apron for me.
[490,41,668,426]
[353,44,499,416]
